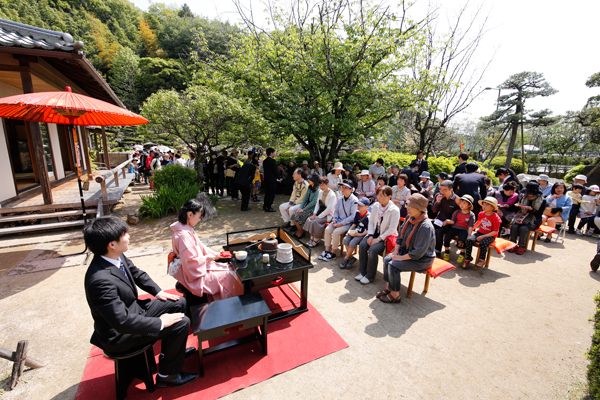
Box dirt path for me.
[0,186,597,399]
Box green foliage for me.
[138,181,202,219]
[137,58,189,103]
[486,156,528,175]
[564,165,586,184]
[110,47,140,111]
[151,164,197,190]
[587,292,600,397]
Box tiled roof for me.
[0,18,83,53]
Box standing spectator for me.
[277,161,288,194]
[251,156,261,202]
[452,152,470,178]
[301,160,311,176]
[215,151,227,197]
[356,170,376,201]
[567,175,589,234]
[186,151,196,170]
[413,150,429,172]
[319,181,358,262]
[226,150,241,200]
[432,180,459,256]
[174,153,186,167]
[464,197,501,268]
[311,161,324,176]
[262,148,278,212]
[327,162,344,194]
[355,186,400,285]
[234,156,256,211]
[325,160,333,175]
[509,181,546,255]
[279,168,309,228]
[161,154,173,166]
[388,164,400,187]
[538,174,553,197]
[150,152,162,173]
[400,161,422,192]
[452,162,487,216]
[369,158,386,181]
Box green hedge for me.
[564,165,586,184]
[485,156,528,175]
[588,292,600,397]
[151,164,198,189]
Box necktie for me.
[118,262,130,283]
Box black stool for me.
[103,343,156,400]
[175,281,208,317]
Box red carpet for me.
[75,285,348,400]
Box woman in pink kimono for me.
[171,199,243,301]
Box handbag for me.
[384,232,398,254]
[316,199,327,215]
[224,168,236,178]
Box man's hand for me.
[159,313,185,328]
[156,291,180,301]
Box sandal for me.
[376,289,391,299]
[516,246,525,255]
[379,293,401,303]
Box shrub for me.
[587,292,600,397]
[485,156,528,175]
[139,181,203,218]
[564,164,586,184]
[276,150,312,167]
[151,164,198,189]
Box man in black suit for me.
[234,156,256,211]
[413,150,428,172]
[451,152,470,178]
[400,161,422,192]
[84,217,197,388]
[452,162,487,216]
[263,147,278,212]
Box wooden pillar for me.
[19,58,52,204]
[93,132,99,150]
[80,127,93,181]
[101,127,111,170]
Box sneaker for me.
[457,254,465,264]
[443,250,450,261]
[317,251,328,261]
[360,276,371,285]
[585,230,593,237]
[576,229,584,236]
[324,252,336,262]
[348,256,358,266]
[475,259,485,268]
[339,258,350,269]
[354,273,364,281]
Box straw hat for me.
[460,194,474,205]
[333,162,344,171]
[407,193,428,213]
[357,169,370,176]
[478,196,498,211]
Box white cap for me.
[589,185,600,192]
[538,174,549,181]
[358,169,370,176]
[517,174,527,183]
[575,174,588,182]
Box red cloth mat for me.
[75,285,348,400]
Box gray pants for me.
[510,223,532,247]
[382,255,431,292]
[358,237,386,281]
[343,234,364,249]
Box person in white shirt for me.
[327,162,344,195]
[368,158,386,181]
[356,170,376,201]
[311,161,324,176]
[175,153,187,167]
[186,151,196,169]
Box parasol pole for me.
[71,124,87,225]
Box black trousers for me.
[443,227,469,249]
[226,177,239,198]
[209,173,218,194]
[217,172,225,195]
[240,185,251,209]
[569,203,581,231]
[102,297,189,376]
[263,181,277,209]
[435,224,453,252]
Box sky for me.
[131,0,600,122]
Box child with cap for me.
[442,195,476,264]
[339,197,371,269]
[464,196,501,268]
[567,184,585,234]
[577,185,600,235]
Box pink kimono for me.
[170,222,243,301]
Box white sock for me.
[157,373,168,378]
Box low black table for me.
[190,292,271,377]
[225,227,314,322]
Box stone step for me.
[0,220,85,236]
[0,209,97,223]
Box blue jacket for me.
[545,194,572,222]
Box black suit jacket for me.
[452,162,467,178]
[400,167,422,192]
[263,156,278,184]
[234,163,256,188]
[84,254,162,350]
[453,172,487,203]
[413,158,428,172]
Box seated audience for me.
[464,197,501,268]
[577,185,600,236]
[279,168,309,228]
[318,181,358,262]
[339,197,371,269]
[541,182,572,242]
[369,158,386,181]
[419,171,433,202]
[356,170,376,201]
[567,181,586,234]
[391,173,411,217]
[495,167,518,189]
[378,193,435,303]
[311,161,324,176]
[376,175,388,192]
[433,180,459,256]
[509,181,546,255]
[355,186,400,285]
[343,165,358,189]
[538,174,553,197]
[304,176,337,247]
[494,180,519,236]
[290,174,321,239]
[327,162,345,195]
[442,195,476,264]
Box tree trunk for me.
[194,143,204,184]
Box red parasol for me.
[0,86,148,125]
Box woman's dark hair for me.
[572,183,585,191]
[84,216,129,256]
[551,182,566,195]
[495,167,517,184]
[503,181,518,192]
[484,176,491,186]
[378,175,388,185]
[354,163,362,170]
[378,185,393,197]
[178,199,205,225]
[398,174,408,185]
[318,176,329,185]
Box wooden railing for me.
[94,158,132,201]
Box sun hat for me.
[314,160,320,166]
[302,160,308,165]
[538,174,550,182]
[436,172,448,180]
[357,169,370,176]
[344,165,353,172]
[338,180,354,190]
[460,194,474,205]
[517,173,527,183]
[333,162,344,171]
[308,174,320,186]
[420,171,431,180]
[575,174,588,182]
[290,158,296,164]
[406,193,428,213]
[478,196,498,211]
[358,197,371,206]
[589,185,600,193]
[524,180,543,196]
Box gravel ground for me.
[0,185,598,399]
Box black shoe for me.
[155,371,198,388]
[592,254,600,272]
[241,207,251,211]
[567,230,576,235]
[265,208,276,212]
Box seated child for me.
[577,184,600,235]
[567,183,585,207]
[464,197,501,269]
[442,195,476,264]
[495,180,519,236]
[339,197,371,269]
